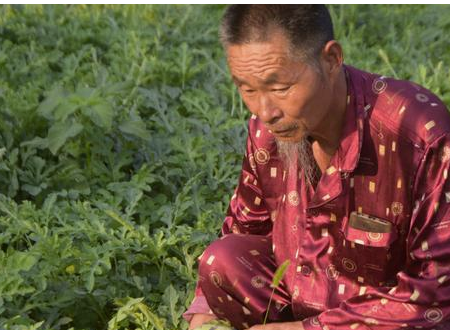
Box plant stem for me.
[263,288,275,325]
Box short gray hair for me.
[220,5,334,67]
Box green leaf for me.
[20,137,49,150]
[378,48,398,78]
[21,184,42,196]
[163,285,180,328]
[104,210,135,231]
[9,169,19,197]
[108,297,165,330]
[118,119,150,141]
[85,267,95,293]
[54,317,73,329]
[36,86,65,120]
[46,120,83,155]
[0,147,6,160]
[42,193,57,213]
[103,81,133,95]
[84,101,114,130]
[136,301,165,330]
[7,252,38,272]
[195,319,233,330]
[53,100,79,122]
[271,259,290,288]
[76,87,96,99]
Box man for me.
[184,4,450,329]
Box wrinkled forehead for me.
[226,31,291,64]
[228,49,288,74]
[226,42,305,83]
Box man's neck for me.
[309,68,348,172]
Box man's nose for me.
[257,94,282,124]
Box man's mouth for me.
[272,126,298,136]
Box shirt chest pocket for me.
[332,215,398,287]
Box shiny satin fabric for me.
[198,234,293,329]
[184,65,450,329]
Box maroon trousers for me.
[198,234,294,329]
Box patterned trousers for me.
[198,234,294,329]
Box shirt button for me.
[301,265,311,276]
[310,209,319,217]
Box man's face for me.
[226,32,334,144]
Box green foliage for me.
[0,4,240,329]
[194,319,233,330]
[263,260,290,325]
[271,260,291,289]
[0,3,449,330]
[108,297,165,330]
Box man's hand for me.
[249,321,305,330]
[188,313,218,330]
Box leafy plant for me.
[0,4,449,329]
[263,260,290,326]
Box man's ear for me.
[321,40,344,77]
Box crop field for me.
[0,4,450,330]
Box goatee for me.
[275,137,321,187]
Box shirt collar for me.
[307,65,368,208]
[335,64,367,173]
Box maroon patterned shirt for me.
[186,65,450,329]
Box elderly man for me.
[184,4,450,330]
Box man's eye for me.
[272,87,290,93]
[242,89,256,94]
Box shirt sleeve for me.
[184,120,274,321]
[221,122,273,236]
[182,284,214,322]
[303,133,450,330]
